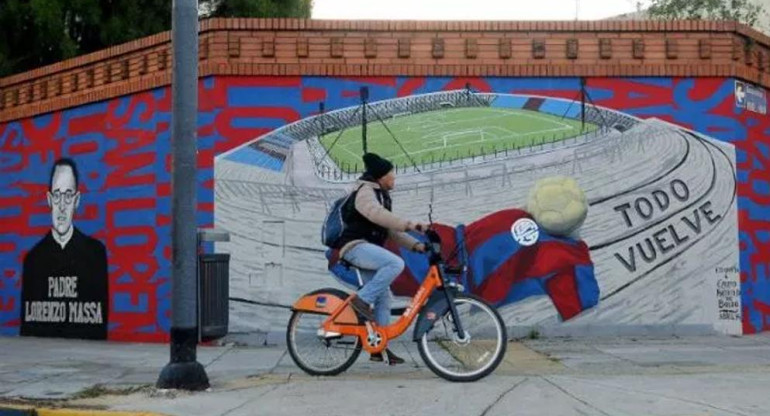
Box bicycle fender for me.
[291,288,359,324]
[412,290,452,342]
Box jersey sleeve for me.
[462,209,599,321]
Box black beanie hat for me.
[363,153,394,180]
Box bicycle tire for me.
[417,294,507,382]
[286,310,362,377]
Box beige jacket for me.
[339,180,421,257]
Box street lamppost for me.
[156,0,209,391]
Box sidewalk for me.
[2,333,770,415]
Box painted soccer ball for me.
[526,176,588,237]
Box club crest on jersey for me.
[511,218,539,247]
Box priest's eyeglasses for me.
[50,190,78,205]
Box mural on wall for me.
[20,158,109,339]
[0,75,768,341]
[1,85,214,341]
[216,86,742,337]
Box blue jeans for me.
[342,242,405,326]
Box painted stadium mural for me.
[218,85,742,337]
[0,76,768,342]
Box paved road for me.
[1,334,769,415]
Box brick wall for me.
[1,18,769,123]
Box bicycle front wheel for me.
[417,294,507,382]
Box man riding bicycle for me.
[334,152,428,365]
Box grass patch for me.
[72,384,151,400]
[320,107,597,169]
[527,328,541,340]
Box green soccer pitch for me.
[318,107,598,169]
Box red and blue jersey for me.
[327,208,599,321]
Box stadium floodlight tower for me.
[578,77,608,131]
[360,86,369,154]
[321,85,420,175]
[319,102,326,134]
[580,77,586,131]
[559,77,608,132]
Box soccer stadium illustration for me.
[214,90,740,337]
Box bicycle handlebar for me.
[422,229,443,264]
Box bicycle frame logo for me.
[403,286,427,317]
[511,218,539,246]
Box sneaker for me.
[370,348,405,365]
[348,294,376,322]
[385,349,405,365]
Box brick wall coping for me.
[1,18,768,122]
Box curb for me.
[0,405,164,416]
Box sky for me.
[312,0,652,21]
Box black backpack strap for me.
[342,183,366,217]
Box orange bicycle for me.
[286,229,507,382]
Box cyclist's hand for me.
[412,243,427,253]
[409,222,430,233]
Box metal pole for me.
[157,0,209,391]
[319,102,325,133]
[361,86,368,154]
[580,77,586,132]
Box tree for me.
[0,0,172,77]
[645,0,766,28]
[199,0,312,18]
[0,0,311,77]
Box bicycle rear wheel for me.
[417,294,507,382]
[286,311,362,376]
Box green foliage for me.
[0,0,311,77]
[646,0,765,27]
[200,0,313,18]
[0,0,171,77]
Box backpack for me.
[321,184,364,248]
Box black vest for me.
[337,179,392,248]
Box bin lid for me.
[198,228,231,242]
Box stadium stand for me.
[223,90,636,176]
[499,95,637,131]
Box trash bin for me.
[197,228,231,341]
